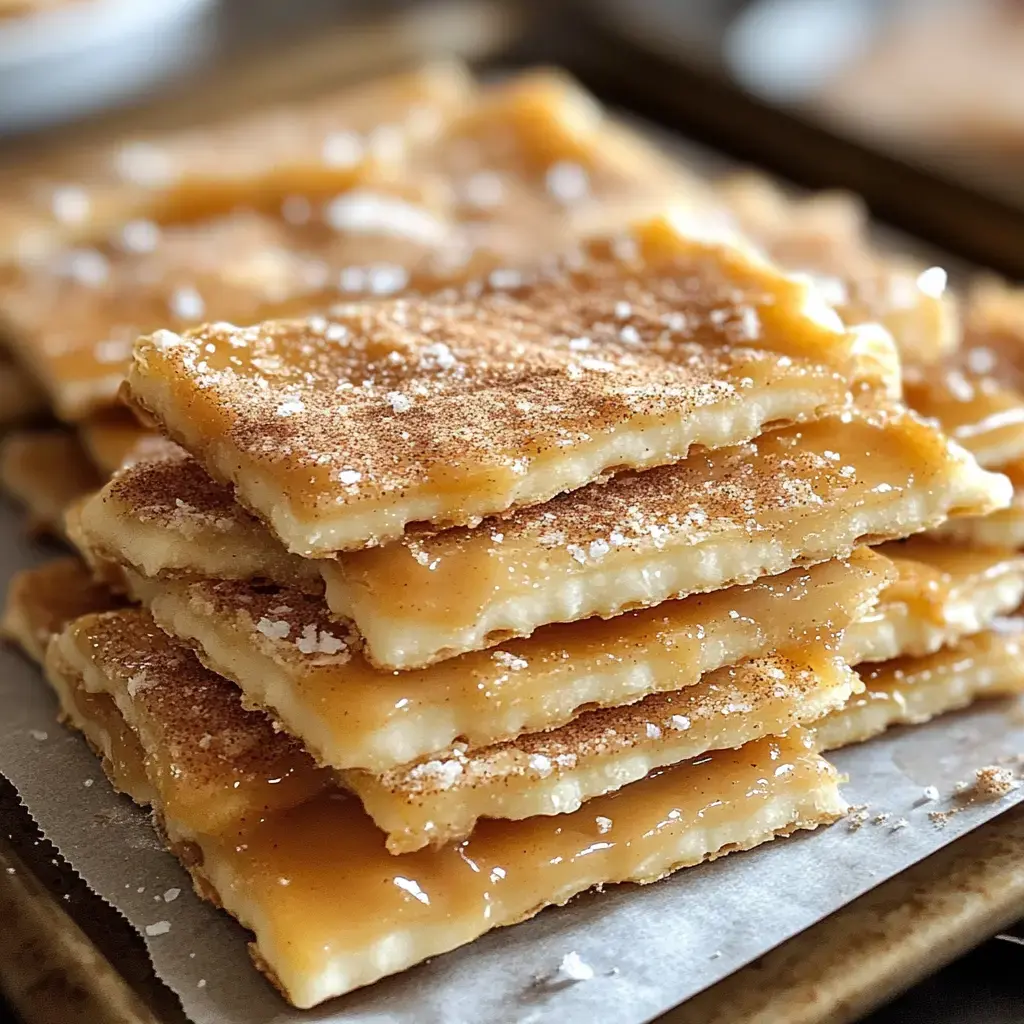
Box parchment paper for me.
[3,498,1024,1023]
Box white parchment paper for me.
[3,494,1024,1024]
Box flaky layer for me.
[127,208,899,556]
[53,608,330,836]
[76,445,319,591]
[41,621,846,1011]
[344,640,856,852]
[842,538,1024,664]
[126,552,889,772]
[929,458,1024,549]
[817,624,1024,750]
[322,407,1009,669]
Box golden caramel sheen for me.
[843,538,1024,664]
[718,172,957,364]
[903,364,1024,470]
[127,214,899,555]
[194,733,841,1008]
[903,280,1024,468]
[322,408,1009,669]
[125,553,888,772]
[0,69,717,421]
[45,652,157,807]
[818,624,1024,750]
[53,608,330,836]
[0,204,493,421]
[0,63,472,264]
[345,638,856,852]
[43,611,843,1009]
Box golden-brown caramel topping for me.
[324,408,1008,669]
[195,730,841,1008]
[879,536,1024,615]
[1,557,123,663]
[128,551,889,772]
[78,444,319,590]
[128,216,897,555]
[842,538,1024,664]
[931,457,1024,549]
[49,601,843,1008]
[903,365,1024,469]
[818,623,1024,750]
[0,430,102,537]
[902,281,1024,467]
[44,651,157,807]
[56,608,329,835]
[426,69,712,228]
[345,639,855,852]
[0,205,482,421]
[718,172,957,364]
[0,70,726,424]
[0,63,473,264]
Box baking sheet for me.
[2,498,1024,1023]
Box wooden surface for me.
[662,802,1024,1024]
[0,843,159,1024]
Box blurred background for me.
[4,0,1024,272]
[0,1,1022,1022]
[5,0,1024,208]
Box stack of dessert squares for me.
[2,64,1024,1010]
[722,173,1024,749]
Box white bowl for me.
[0,0,217,133]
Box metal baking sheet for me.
[2,497,1024,1024]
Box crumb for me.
[539,951,595,987]
[83,779,94,788]
[890,818,909,832]
[163,888,181,903]
[970,766,1019,800]
[872,812,890,825]
[710,950,722,960]
[929,809,954,826]
[145,921,171,937]
[847,804,869,831]
[28,730,48,742]
[915,786,940,806]
[197,979,207,989]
